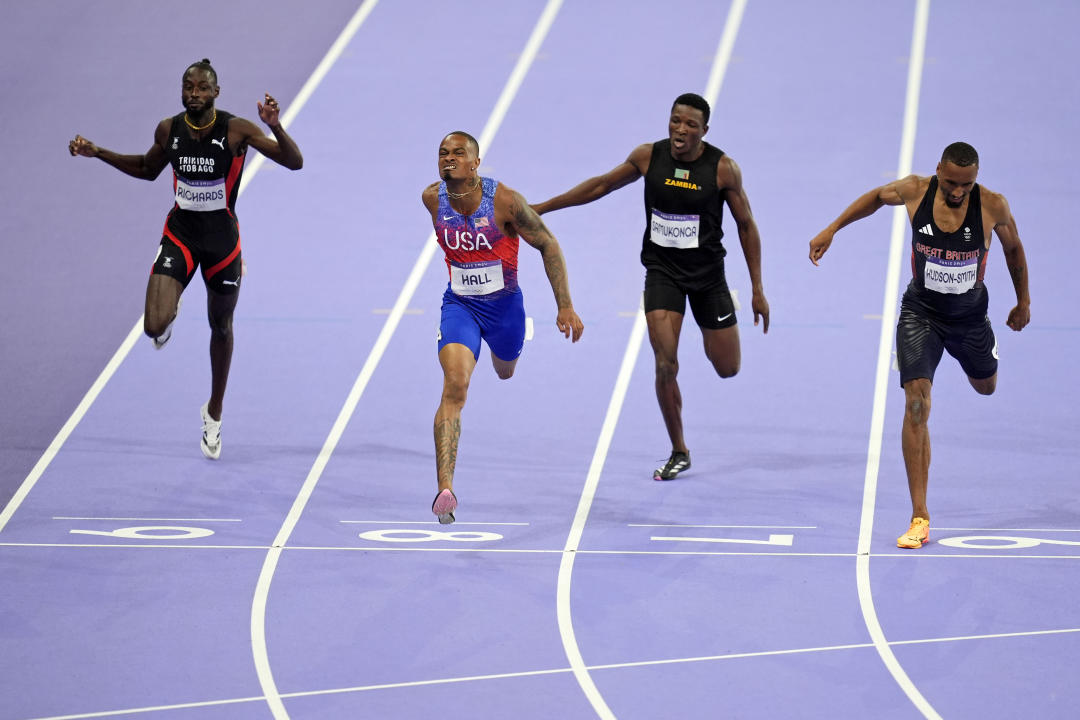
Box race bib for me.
[175,177,227,211]
[649,210,700,249]
[924,256,978,294]
[450,259,504,296]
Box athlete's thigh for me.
[896,304,946,387]
[152,234,197,290]
[199,219,242,295]
[943,314,998,381]
[480,291,526,363]
[701,324,740,375]
[686,276,736,331]
[439,292,483,361]
[644,270,687,361]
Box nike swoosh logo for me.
[716,313,733,322]
[442,216,454,220]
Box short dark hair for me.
[941,141,978,167]
[184,58,218,85]
[446,130,480,155]
[671,93,710,125]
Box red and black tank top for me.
[163,111,245,216]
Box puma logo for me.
[221,277,240,287]
[211,137,225,150]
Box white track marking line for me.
[0,323,142,535]
[558,302,646,720]
[338,520,529,525]
[28,626,1079,720]
[248,3,563,718]
[52,516,241,522]
[855,2,938,719]
[934,527,1080,532]
[0,1,378,537]
[5,541,1080,560]
[629,523,816,529]
[557,4,749,716]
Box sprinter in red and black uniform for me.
[810,142,1031,549]
[69,59,303,460]
[534,93,770,482]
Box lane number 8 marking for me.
[358,529,503,543]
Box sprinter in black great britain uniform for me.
[810,142,1031,550]
[70,59,303,460]
[535,93,770,481]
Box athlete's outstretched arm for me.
[502,188,583,342]
[986,191,1031,331]
[809,174,922,265]
[67,119,171,181]
[719,156,769,333]
[532,144,650,215]
[234,94,303,170]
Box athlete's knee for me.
[441,372,471,407]
[712,358,739,378]
[904,383,932,425]
[208,315,233,338]
[655,357,679,383]
[969,374,996,395]
[496,366,515,380]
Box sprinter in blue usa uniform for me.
[534,93,770,481]
[422,131,583,524]
[809,142,1031,549]
[69,59,303,459]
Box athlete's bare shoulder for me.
[978,185,1012,224]
[627,142,652,173]
[421,181,441,211]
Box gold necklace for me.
[184,109,216,131]
[446,177,480,199]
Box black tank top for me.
[164,111,245,217]
[641,139,727,282]
[904,175,989,319]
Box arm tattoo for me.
[513,193,573,308]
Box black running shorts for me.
[896,302,998,386]
[152,210,243,295]
[643,268,736,330]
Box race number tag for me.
[649,210,700,249]
[175,177,227,211]
[450,259,504,296]
[924,256,978,294]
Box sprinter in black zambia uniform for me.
[534,93,770,481]
[69,59,303,460]
[809,142,1031,549]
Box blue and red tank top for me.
[434,177,520,300]
[904,175,989,319]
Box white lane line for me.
[934,527,1080,532]
[52,516,242,522]
[629,523,816,529]
[246,2,383,717]
[338,520,530,526]
[0,323,142,535]
[559,302,646,720]
[855,2,938,720]
[6,541,1080,561]
[555,4,748,715]
[28,625,1079,720]
[248,2,563,718]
